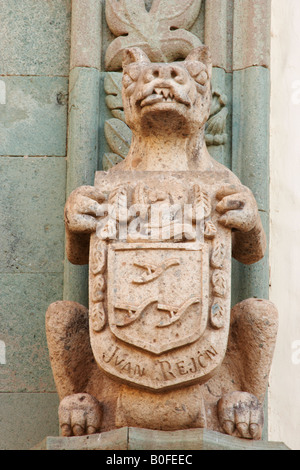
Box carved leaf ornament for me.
[104,72,125,122]
[105,0,203,71]
[104,73,130,170]
[205,90,228,146]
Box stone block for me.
[0,157,66,274]
[37,427,290,450]
[205,0,232,71]
[0,77,68,156]
[233,0,271,70]
[128,427,289,451]
[35,427,128,451]
[0,273,63,392]
[0,0,71,76]
[70,0,102,70]
[205,0,271,72]
[0,392,59,450]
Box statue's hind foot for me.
[59,393,102,437]
[217,391,263,440]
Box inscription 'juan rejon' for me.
[102,343,218,384]
[103,345,146,378]
[157,345,218,381]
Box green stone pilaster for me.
[62,0,103,307]
[63,67,101,306]
[231,67,270,306]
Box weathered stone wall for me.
[0,0,71,449]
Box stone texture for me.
[127,427,289,451]
[204,0,271,72]
[204,0,232,71]
[233,0,271,70]
[0,157,66,273]
[231,66,270,304]
[0,158,66,394]
[0,273,63,392]
[46,46,278,442]
[70,0,102,71]
[0,0,71,76]
[66,67,101,196]
[63,67,101,307]
[59,393,102,437]
[105,0,202,71]
[0,392,59,450]
[0,77,69,156]
[35,426,129,451]
[63,264,89,308]
[232,67,270,211]
[37,427,289,451]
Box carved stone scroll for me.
[105,0,203,71]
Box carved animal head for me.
[122,46,212,137]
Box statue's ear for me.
[122,48,151,67]
[185,46,212,70]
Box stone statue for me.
[46,46,278,441]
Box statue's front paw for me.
[59,393,102,437]
[217,391,263,440]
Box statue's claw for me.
[59,393,102,437]
[217,391,264,440]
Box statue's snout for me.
[143,63,188,85]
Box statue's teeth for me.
[154,88,170,99]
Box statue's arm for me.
[232,215,266,265]
[216,184,266,265]
[64,186,106,265]
[65,228,90,265]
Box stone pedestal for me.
[34,427,289,451]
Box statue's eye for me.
[185,61,209,86]
[123,73,134,89]
[195,70,208,86]
[123,72,137,96]
[144,71,156,83]
[128,64,142,81]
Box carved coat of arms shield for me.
[88,172,232,392]
[107,242,209,355]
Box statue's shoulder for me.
[107,160,127,173]
[195,158,242,188]
[95,158,242,192]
